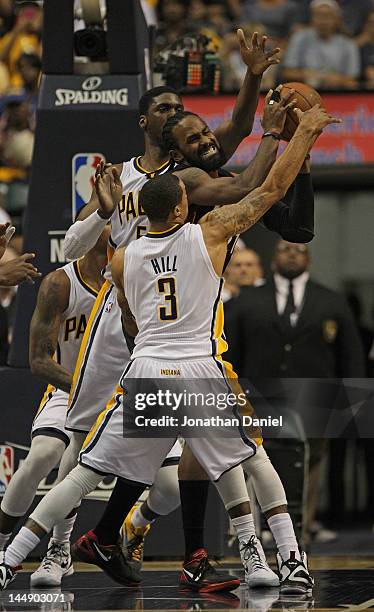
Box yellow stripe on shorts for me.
[68,279,110,406]
[82,385,122,451]
[34,384,55,418]
[218,356,263,447]
[213,301,228,358]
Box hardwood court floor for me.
[1,556,373,611]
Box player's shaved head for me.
[139,174,184,222]
[138,86,181,117]
[138,88,184,149]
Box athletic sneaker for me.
[179,548,240,593]
[276,551,314,594]
[240,535,280,588]
[71,530,141,586]
[0,551,20,590]
[30,539,74,587]
[121,505,150,569]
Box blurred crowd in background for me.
[152,0,374,91]
[0,0,42,366]
[0,0,372,535]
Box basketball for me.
[280,82,324,141]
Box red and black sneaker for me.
[179,548,240,593]
[71,530,141,586]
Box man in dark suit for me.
[228,240,364,379]
[225,239,365,541]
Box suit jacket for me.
[224,277,365,379]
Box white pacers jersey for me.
[56,260,99,371]
[109,157,176,252]
[124,223,221,360]
[32,260,99,441]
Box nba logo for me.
[72,153,106,219]
[105,301,113,313]
[0,446,14,494]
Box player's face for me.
[172,116,226,172]
[141,93,184,147]
[273,241,309,279]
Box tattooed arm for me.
[111,247,138,340]
[199,106,340,275]
[29,269,72,393]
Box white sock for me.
[0,532,11,551]
[231,514,256,546]
[131,506,152,530]
[52,512,77,543]
[268,513,300,561]
[4,527,41,567]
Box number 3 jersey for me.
[124,223,221,360]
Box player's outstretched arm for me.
[64,162,123,260]
[111,248,138,340]
[201,106,341,243]
[179,88,296,207]
[214,30,280,160]
[29,270,72,393]
[262,157,315,243]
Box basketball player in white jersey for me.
[77,100,318,592]
[0,226,109,586]
[64,35,283,440]
[63,84,318,588]
[56,39,288,569]
[0,104,339,593]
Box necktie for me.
[282,280,295,327]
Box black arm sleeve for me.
[261,173,315,243]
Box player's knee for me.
[25,437,63,474]
[148,465,180,515]
[242,445,272,476]
[66,464,101,497]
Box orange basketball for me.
[280,82,324,142]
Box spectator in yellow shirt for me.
[0,2,42,89]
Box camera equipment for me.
[154,34,221,93]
